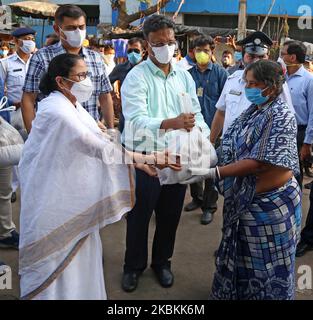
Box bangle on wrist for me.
[216,166,221,180]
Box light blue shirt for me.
[121,58,209,152]
[0,52,30,103]
[286,65,313,144]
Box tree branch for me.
[118,0,170,28]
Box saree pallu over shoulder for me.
[18,91,135,298]
[211,99,301,300]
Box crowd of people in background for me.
[1,4,313,300]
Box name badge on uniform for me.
[197,87,204,97]
[229,89,242,96]
[13,68,23,72]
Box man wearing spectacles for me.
[109,38,145,132]
[121,15,209,293]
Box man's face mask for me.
[102,54,115,66]
[20,40,36,54]
[148,42,176,65]
[59,27,86,48]
[234,51,243,62]
[195,51,211,65]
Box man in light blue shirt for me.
[282,40,313,257]
[121,15,209,293]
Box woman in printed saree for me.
[207,60,302,299]
[18,54,180,300]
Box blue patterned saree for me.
[211,99,302,300]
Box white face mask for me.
[64,76,93,103]
[59,27,86,48]
[102,54,115,66]
[149,43,176,64]
[2,50,8,56]
[20,40,36,54]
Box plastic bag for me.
[157,93,217,185]
[0,116,24,167]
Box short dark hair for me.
[143,15,175,39]
[55,5,87,24]
[245,60,285,96]
[103,44,114,51]
[284,40,307,63]
[222,50,233,56]
[128,37,144,47]
[46,33,59,45]
[188,39,196,51]
[39,53,84,95]
[193,36,215,50]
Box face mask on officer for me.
[20,40,36,54]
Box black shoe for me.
[152,267,174,288]
[0,230,19,250]
[201,210,214,225]
[11,192,16,203]
[184,199,201,212]
[296,241,313,257]
[121,272,140,292]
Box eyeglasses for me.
[149,41,176,48]
[127,48,141,54]
[68,71,91,81]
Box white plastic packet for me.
[0,116,24,167]
[157,93,217,185]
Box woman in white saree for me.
[18,53,180,300]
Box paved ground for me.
[1,179,313,300]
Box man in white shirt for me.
[210,31,294,143]
[176,40,196,70]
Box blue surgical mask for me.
[234,51,242,62]
[127,52,142,65]
[245,87,269,105]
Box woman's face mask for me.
[245,86,270,105]
[62,76,93,103]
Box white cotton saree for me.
[18,91,135,300]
